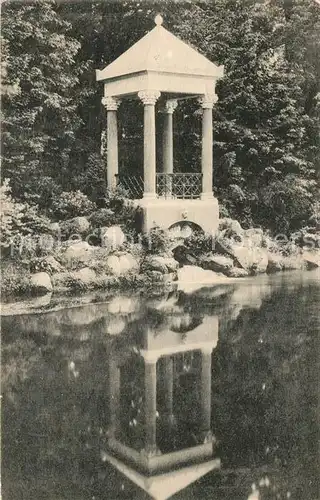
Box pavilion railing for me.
[156,173,202,199]
[116,174,144,199]
[116,173,203,200]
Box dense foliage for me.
[1,0,319,233]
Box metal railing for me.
[156,173,202,199]
[116,174,144,199]
[116,173,202,200]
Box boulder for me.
[200,254,234,274]
[301,250,320,269]
[49,222,61,235]
[30,272,53,295]
[173,246,198,266]
[141,256,169,274]
[244,228,264,247]
[177,265,229,292]
[216,240,268,274]
[218,218,243,237]
[101,225,125,249]
[118,254,139,274]
[225,267,250,278]
[106,255,121,276]
[63,241,95,266]
[72,267,96,285]
[62,216,91,238]
[281,255,307,271]
[267,254,283,274]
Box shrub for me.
[141,226,173,255]
[184,230,214,255]
[49,190,96,221]
[0,179,51,250]
[88,208,115,229]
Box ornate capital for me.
[138,90,161,106]
[164,99,178,114]
[140,349,159,364]
[102,96,120,111]
[199,93,218,109]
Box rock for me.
[200,254,234,274]
[225,267,250,278]
[49,222,61,235]
[281,255,307,271]
[218,218,243,237]
[173,246,198,266]
[244,228,264,247]
[177,265,228,288]
[267,254,283,274]
[61,216,90,239]
[30,272,53,295]
[101,225,125,249]
[63,241,95,266]
[219,243,268,274]
[141,256,169,274]
[72,267,96,285]
[118,254,139,274]
[162,257,179,273]
[302,250,320,269]
[106,255,121,276]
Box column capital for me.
[200,343,215,355]
[140,349,159,364]
[138,90,161,105]
[102,96,120,111]
[164,99,178,114]
[199,93,218,109]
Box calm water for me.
[2,270,319,500]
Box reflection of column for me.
[109,357,121,438]
[138,90,161,198]
[143,352,159,455]
[162,100,178,197]
[163,356,174,422]
[199,94,218,200]
[102,96,120,190]
[200,345,213,442]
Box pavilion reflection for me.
[103,305,220,499]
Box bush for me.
[88,208,115,229]
[0,179,51,250]
[141,226,173,255]
[184,230,214,255]
[49,190,96,221]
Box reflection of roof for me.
[102,449,220,500]
[97,25,223,81]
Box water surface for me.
[2,270,319,499]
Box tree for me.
[1,0,81,207]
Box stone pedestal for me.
[136,197,219,234]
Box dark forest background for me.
[1,0,320,233]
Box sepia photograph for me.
[1,0,319,499]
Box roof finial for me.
[154,14,163,26]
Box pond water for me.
[1,270,319,500]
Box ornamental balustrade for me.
[117,173,203,200]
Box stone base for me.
[135,197,219,234]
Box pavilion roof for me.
[97,23,223,82]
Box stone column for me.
[200,345,213,442]
[162,99,178,197]
[108,357,121,438]
[199,94,218,200]
[141,351,159,455]
[102,96,120,190]
[138,90,161,198]
[162,356,174,421]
